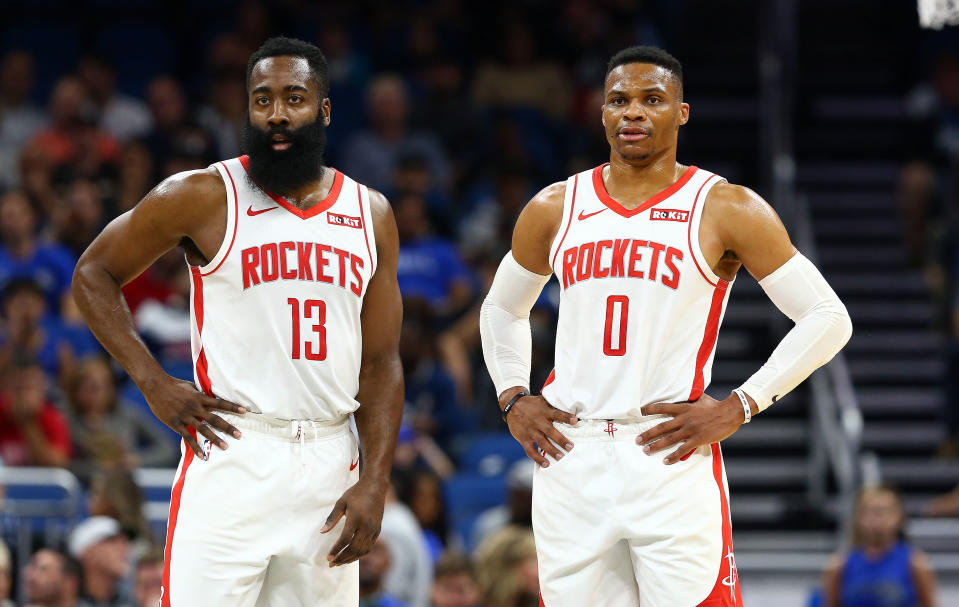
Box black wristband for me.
[501,391,530,422]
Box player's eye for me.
[289,95,303,103]
[648,96,661,104]
[255,97,269,105]
[610,97,625,105]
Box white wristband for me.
[733,389,751,424]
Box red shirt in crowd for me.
[0,395,73,465]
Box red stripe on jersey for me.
[161,427,197,607]
[358,184,374,273]
[550,174,578,273]
[238,155,343,219]
[687,174,720,287]
[199,161,240,277]
[696,443,742,606]
[688,280,729,402]
[539,594,546,607]
[190,267,214,396]
[592,163,698,218]
[542,368,556,390]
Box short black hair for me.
[246,36,329,97]
[606,46,683,96]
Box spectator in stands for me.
[0,359,71,467]
[398,469,450,562]
[401,298,472,451]
[68,516,134,607]
[359,538,410,607]
[470,23,571,119]
[457,164,534,264]
[51,179,109,258]
[381,476,432,607]
[27,76,120,182]
[0,539,11,607]
[471,460,533,550]
[429,551,481,607]
[822,485,937,607]
[115,142,154,214]
[0,190,77,314]
[87,468,152,557]
[66,356,177,480]
[23,548,81,607]
[395,194,473,318]
[75,56,152,143]
[197,73,246,159]
[131,551,163,607]
[131,263,192,363]
[473,526,539,607]
[142,76,215,181]
[0,50,47,189]
[340,74,450,193]
[0,279,98,383]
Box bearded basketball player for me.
[480,46,852,606]
[73,37,403,606]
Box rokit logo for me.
[650,209,689,222]
[328,213,362,228]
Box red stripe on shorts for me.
[696,443,743,606]
[161,427,198,607]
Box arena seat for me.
[442,473,507,549]
[458,432,526,477]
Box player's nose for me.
[623,99,647,120]
[267,101,290,126]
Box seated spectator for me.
[51,179,109,258]
[473,526,539,607]
[68,516,134,607]
[0,360,71,467]
[339,74,450,193]
[822,485,937,607]
[0,539,10,607]
[132,550,163,607]
[0,190,76,314]
[0,51,47,189]
[430,551,481,607]
[65,357,177,480]
[381,476,432,607]
[395,194,473,318]
[471,460,533,550]
[142,76,216,181]
[22,548,81,607]
[87,468,153,556]
[395,468,450,563]
[1,279,99,382]
[115,142,154,214]
[76,55,152,143]
[131,265,192,363]
[27,76,120,181]
[359,538,411,607]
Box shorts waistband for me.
[221,412,350,440]
[553,415,669,440]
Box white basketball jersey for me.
[541,164,732,420]
[188,156,376,420]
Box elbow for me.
[833,303,853,349]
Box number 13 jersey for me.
[541,164,732,420]
[189,156,376,420]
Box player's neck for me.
[277,166,334,211]
[604,152,684,205]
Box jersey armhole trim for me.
[358,184,377,276]
[548,174,578,275]
[687,174,724,287]
[196,160,239,276]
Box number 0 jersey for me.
[189,156,376,420]
[541,164,732,420]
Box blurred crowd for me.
[0,1,681,605]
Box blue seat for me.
[460,432,526,477]
[442,473,507,548]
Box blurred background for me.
[0,0,958,605]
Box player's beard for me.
[242,114,327,195]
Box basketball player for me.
[73,38,403,606]
[480,46,852,606]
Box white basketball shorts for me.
[532,418,743,607]
[160,413,360,607]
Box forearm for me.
[739,253,852,410]
[353,353,404,484]
[73,260,166,388]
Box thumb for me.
[321,499,347,533]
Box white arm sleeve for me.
[739,252,853,411]
[480,252,552,397]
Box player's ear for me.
[321,98,332,126]
[601,105,607,128]
[678,103,689,126]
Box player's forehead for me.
[249,55,315,93]
[605,63,679,96]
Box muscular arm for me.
[911,550,938,607]
[323,189,403,565]
[72,169,244,458]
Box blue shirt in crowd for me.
[397,238,472,306]
[840,541,918,607]
[0,242,77,312]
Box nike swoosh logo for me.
[578,208,607,221]
[247,205,277,216]
[349,458,359,471]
